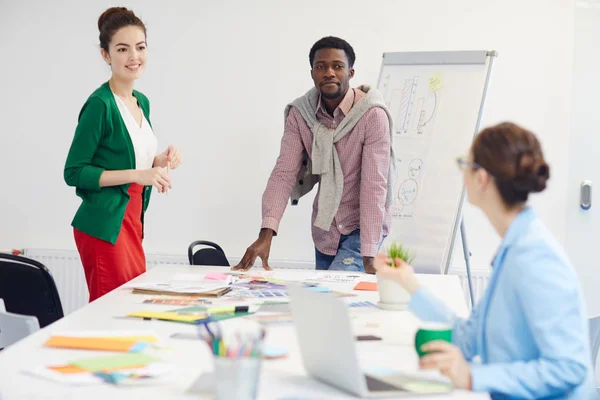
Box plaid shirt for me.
[262,88,391,257]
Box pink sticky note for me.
[204,272,229,281]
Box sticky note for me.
[429,73,443,93]
[261,344,289,359]
[127,311,209,323]
[70,353,159,372]
[44,336,147,352]
[48,365,87,374]
[204,272,229,281]
[308,286,331,293]
[353,282,378,291]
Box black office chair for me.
[188,241,230,266]
[0,253,64,328]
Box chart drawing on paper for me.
[391,157,425,219]
[382,72,443,138]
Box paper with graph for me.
[377,51,493,273]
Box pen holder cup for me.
[213,356,262,400]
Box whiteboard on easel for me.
[377,51,496,274]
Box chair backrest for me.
[0,308,40,348]
[188,241,230,266]
[589,315,600,372]
[0,254,64,328]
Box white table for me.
[0,266,489,399]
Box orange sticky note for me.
[48,365,87,374]
[353,282,378,291]
[44,336,143,352]
[48,363,147,374]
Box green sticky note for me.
[402,380,451,394]
[429,73,443,93]
[168,306,208,313]
[70,353,160,372]
[211,312,252,321]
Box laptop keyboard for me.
[365,375,407,392]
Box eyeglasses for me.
[455,156,482,171]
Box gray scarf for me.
[285,85,396,231]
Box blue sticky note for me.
[261,344,289,359]
[129,342,150,353]
[363,366,397,376]
[308,286,331,293]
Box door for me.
[566,3,600,317]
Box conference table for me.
[0,265,489,399]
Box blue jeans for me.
[315,230,385,272]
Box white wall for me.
[0,0,573,272]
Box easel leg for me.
[460,219,475,309]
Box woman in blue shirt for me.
[375,122,595,399]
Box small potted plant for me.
[376,242,415,310]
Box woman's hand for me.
[154,145,183,169]
[135,167,171,193]
[373,254,420,294]
[419,341,472,390]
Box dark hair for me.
[98,7,146,51]
[472,122,550,206]
[309,36,356,67]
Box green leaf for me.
[386,241,415,265]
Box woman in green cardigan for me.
[64,7,182,301]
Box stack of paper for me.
[130,282,232,297]
[23,354,171,386]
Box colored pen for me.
[206,306,249,314]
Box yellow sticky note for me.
[127,311,208,323]
[429,73,443,93]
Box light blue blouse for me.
[409,208,595,399]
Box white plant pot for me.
[376,273,411,310]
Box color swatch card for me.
[143,298,208,306]
[348,301,378,308]
[227,289,288,299]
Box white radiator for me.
[23,249,190,315]
[22,248,491,315]
[450,269,491,310]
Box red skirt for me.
[74,183,146,302]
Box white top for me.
[113,94,158,170]
[0,265,487,400]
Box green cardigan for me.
[64,82,153,244]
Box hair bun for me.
[98,7,130,31]
[512,152,550,193]
[533,162,550,192]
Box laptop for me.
[288,285,452,398]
